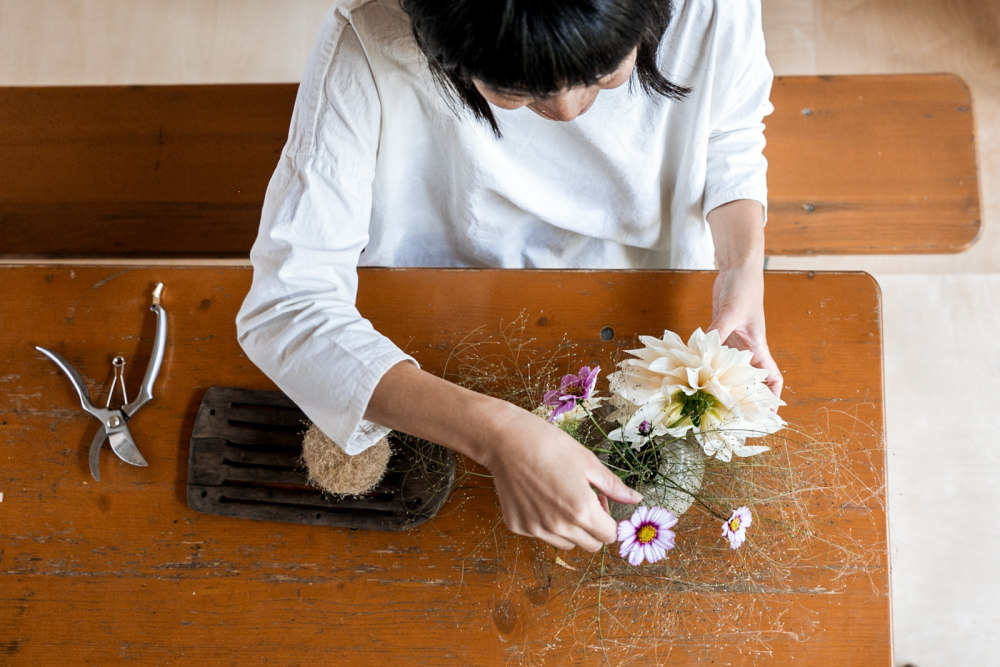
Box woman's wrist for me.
[706,199,765,274]
[449,390,522,468]
[365,360,519,468]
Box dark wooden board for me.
[187,386,456,531]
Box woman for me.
[237,0,782,553]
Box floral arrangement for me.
[534,328,785,565]
[432,316,883,661]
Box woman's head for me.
[400,0,689,134]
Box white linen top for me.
[237,0,774,454]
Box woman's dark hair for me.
[400,0,691,136]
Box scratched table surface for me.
[0,267,890,665]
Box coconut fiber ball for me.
[301,424,391,496]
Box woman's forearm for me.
[705,198,783,396]
[706,198,765,274]
[363,360,511,467]
[363,360,643,552]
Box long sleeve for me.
[702,1,773,219]
[236,9,414,455]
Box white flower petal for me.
[644,543,667,564]
[646,507,678,529]
[630,506,650,527]
[627,547,645,566]
[605,328,784,463]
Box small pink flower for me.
[542,365,600,422]
[722,506,752,549]
[617,506,677,566]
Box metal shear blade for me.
[87,417,149,481]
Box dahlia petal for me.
[730,443,770,458]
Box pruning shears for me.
[36,282,168,481]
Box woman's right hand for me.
[366,361,640,552]
[478,403,643,552]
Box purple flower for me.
[617,506,677,566]
[637,420,652,436]
[722,506,753,549]
[542,365,600,422]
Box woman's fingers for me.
[721,327,783,399]
[710,277,782,400]
[598,493,611,514]
[587,459,642,506]
[486,409,635,552]
[532,530,576,552]
[759,351,783,398]
[499,494,612,552]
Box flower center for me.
[728,516,741,532]
[678,389,718,427]
[636,524,657,544]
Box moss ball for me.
[301,424,391,496]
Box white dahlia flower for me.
[606,328,785,462]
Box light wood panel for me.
[0,0,330,85]
[0,267,890,664]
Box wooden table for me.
[0,267,890,664]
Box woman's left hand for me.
[706,199,783,398]
[709,264,783,397]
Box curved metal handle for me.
[35,346,103,420]
[123,283,167,417]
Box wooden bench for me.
[0,74,980,259]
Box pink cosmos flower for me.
[542,365,600,422]
[722,506,752,549]
[617,506,677,566]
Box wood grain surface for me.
[765,73,981,254]
[0,267,889,664]
[0,73,979,259]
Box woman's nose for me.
[535,87,600,121]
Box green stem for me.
[582,403,614,441]
[644,472,728,520]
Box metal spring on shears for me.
[105,355,128,408]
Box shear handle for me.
[35,346,104,420]
[123,283,167,418]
